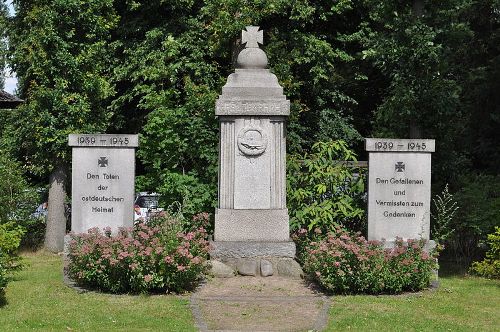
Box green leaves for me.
[287,140,366,233]
[6,0,117,175]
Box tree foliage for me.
[2,0,500,260]
[287,140,366,234]
[6,0,118,174]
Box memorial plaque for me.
[69,134,138,234]
[366,138,435,242]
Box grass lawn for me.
[1,251,499,331]
[0,251,196,332]
[328,272,500,331]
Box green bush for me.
[0,151,38,225]
[470,227,500,279]
[287,140,366,234]
[447,174,500,263]
[19,215,46,250]
[300,227,437,294]
[0,150,40,250]
[0,222,25,299]
[67,213,210,293]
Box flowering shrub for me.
[300,227,438,294]
[67,214,210,293]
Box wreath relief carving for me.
[237,124,268,156]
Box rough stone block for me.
[209,260,235,278]
[260,259,273,277]
[276,258,303,279]
[237,259,259,276]
[210,240,296,260]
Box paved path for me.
[190,276,330,332]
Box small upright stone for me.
[210,260,236,278]
[237,259,259,276]
[260,259,274,277]
[276,259,303,279]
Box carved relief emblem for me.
[237,124,268,156]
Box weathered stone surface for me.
[276,258,303,279]
[237,259,259,276]
[214,209,290,241]
[69,134,138,234]
[260,259,273,277]
[211,27,296,275]
[209,260,235,278]
[365,138,435,152]
[366,138,435,242]
[210,240,296,259]
[216,100,290,116]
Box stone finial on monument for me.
[211,27,301,277]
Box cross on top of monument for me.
[242,26,263,49]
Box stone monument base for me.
[210,240,302,278]
[214,209,290,241]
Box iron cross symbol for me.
[395,161,405,172]
[98,157,108,167]
[242,26,263,48]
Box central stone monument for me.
[211,26,300,277]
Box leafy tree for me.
[287,140,366,234]
[0,1,8,90]
[110,0,370,213]
[6,0,118,251]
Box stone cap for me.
[68,134,139,148]
[216,27,289,117]
[365,138,435,153]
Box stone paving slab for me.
[190,277,330,332]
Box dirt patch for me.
[191,276,331,332]
[196,276,320,298]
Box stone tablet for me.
[69,134,138,234]
[366,138,435,242]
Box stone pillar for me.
[211,27,299,277]
[68,134,138,234]
[366,138,436,249]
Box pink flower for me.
[335,261,341,267]
[144,274,153,282]
[177,265,186,271]
[138,231,150,240]
[164,256,174,264]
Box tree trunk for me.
[44,165,68,252]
